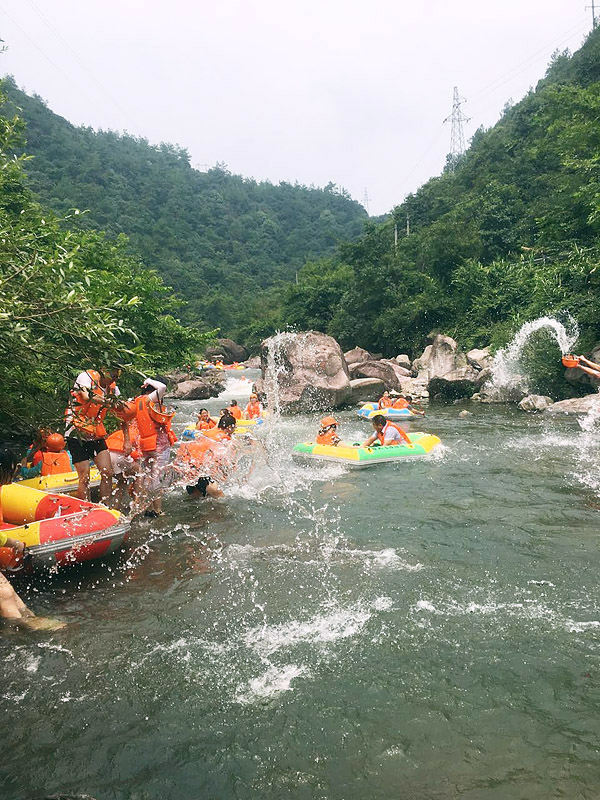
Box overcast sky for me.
[0,0,593,215]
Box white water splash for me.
[487,316,579,400]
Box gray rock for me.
[518,395,555,413]
[428,366,480,400]
[427,334,467,381]
[169,376,226,400]
[394,354,412,370]
[381,359,411,379]
[241,355,261,369]
[458,410,472,418]
[261,331,352,412]
[466,347,493,371]
[546,394,600,415]
[412,345,432,375]
[475,383,527,404]
[205,338,249,364]
[348,360,402,391]
[344,346,372,366]
[349,377,386,403]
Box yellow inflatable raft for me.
[17,466,102,494]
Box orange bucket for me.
[562,354,580,368]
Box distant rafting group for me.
[0,366,444,627]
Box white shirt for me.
[381,423,405,445]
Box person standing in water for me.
[65,368,121,503]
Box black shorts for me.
[67,436,108,465]
[186,477,213,497]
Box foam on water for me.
[235,664,309,704]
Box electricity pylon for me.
[443,87,470,171]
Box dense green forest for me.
[2,77,367,344]
[282,28,600,362]
[0,84,210,435]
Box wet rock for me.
[428,366,480,400]
[261,331,352,412]
[349,377,386,403]
[398,376,429,400]
[518,395,555,412]
[466,347,493,371]
[348,360,402,391]
[545,394,600,415]
[458,410,472,418]
[474,382,527,404]
[205,338,249,364]
[168,375,226,401]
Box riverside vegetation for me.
[5,29,600,413]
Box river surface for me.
[2,373,600,799]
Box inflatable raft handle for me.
[562,354,580,368]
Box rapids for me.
[2,366,600,799]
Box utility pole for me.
[443,87,470,171]
[406,214,410,236]
[394,222,398,250]
[362,188,371,215]
[586,1,597,28]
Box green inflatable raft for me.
[292,432,441,468]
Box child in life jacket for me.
[244,393,263,420]
[316,417,343,446]
[19,432,73,479]
[378,391,393,409]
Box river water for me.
[2,372,600,799]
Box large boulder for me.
[205,338,249,365]
[168,375,226,400]
[394,354,412,371]
[428,366,480,400]
[381,359,412,379]
[344,346,372,366]
[261,331,352,412]
[241,355,261,369]
[518,395,554,413]
[349,378,386,403]
[467,347,493,371]
[546,394,600,415]
[397,376,429,400]
[427,335,467,381]
[348,360,402,391]
[412,345,432,376]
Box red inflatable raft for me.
[0,483,130,572]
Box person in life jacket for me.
[404,395,425,416]
[20,433,73,479]
[134,377,177,518]
[244,393,263,420]
[105,410,141,511]
[378,391,393,409]
[390,392,409,410]
[196,409,217,431]
[363,414,411,447]
[177,414,236,498]
[201,413,236,442]
[227,400,243,420]
[316,416,342,447]
[65,368,122,503]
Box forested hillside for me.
[282,28,600,364]
[2,77,367,343]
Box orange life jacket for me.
[196,418,216,431]
[378,396,393,409]
[68,370,114,439]
[376,422,410,445]
[176,435,232,483]
[316,429,340,446]
[245,401,262,419]
[105,421,141,459]
[40,450,72,476]
[135,395,177,453]
[228,405,243,420]
[200,428,232,442]
[392,398,409,409]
